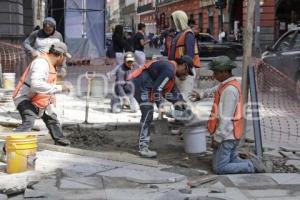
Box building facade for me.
[137,0,157,34]
[121,0,139,33]
[157,0,200,33]
[0,0,46,42]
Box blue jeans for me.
[213,140,255,174]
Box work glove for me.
[58,67,67,78]
[62,84,72,94]
[174,101,188,111]
[188,90,201,102]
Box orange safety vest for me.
[165,35,173,58]
[13,54,57,109]
[172,29,201,68]
[207,79,243,140]
[127,60,177,96]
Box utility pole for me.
[240,0,256,146]
[254,0,261,56]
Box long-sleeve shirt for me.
[14,58,62,107]
[23,29,67,68]
[115,64,132,97]
[169,31,195,60]
[142,61,184,104]
[23,30,63,54]
[200,77,240,143]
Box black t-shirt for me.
[133,32,145,51]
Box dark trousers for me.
[133,75,154,150]
[16,100,65,141]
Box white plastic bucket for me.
[3,73,15,89]
[183,127,207,154]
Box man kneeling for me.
[190,56,265,174]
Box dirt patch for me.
[63,123,214,175]
[62,123,298,175]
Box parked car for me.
[196,33,243,60]
[261,27,300,98]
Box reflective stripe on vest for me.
[126,60,176,95]
[13,54,57,108]
[207,79,243,140]
[174,29,201,68]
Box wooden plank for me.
[187,175,218,188]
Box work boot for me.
[54,138,71,146]
[12,126,31,132]
[138,148,157,158]
[249,153,266,173]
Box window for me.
[292,31,300,50]
[218,15,222,30]
[198,13,203,32]
[276,31,296,51]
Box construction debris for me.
[187,175,218,188]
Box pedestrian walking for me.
[106,25,132,80]
[133,23,150,66]
[168,10,201,100]
[127,55,195,158]
[111,52,137,113]
[189,56,266,174]
[13,42,72,146]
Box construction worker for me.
[168,10,201,100]
[23,17,67,76]
[127,55,195,158]
[189,56,265,174]
[111,52,137,113]
[13,42,72,146]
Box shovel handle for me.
[85,71,96,80]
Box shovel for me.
[84,71,96,124]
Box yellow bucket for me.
[5,135,37,174]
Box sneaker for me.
[138,148,157,158]
[12,126,31,132]
[249,153,266,173]
[54,138,71,146]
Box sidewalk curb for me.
[38,143,159,167]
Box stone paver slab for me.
[0,194,7,200]
[285,160,300,171]
[191,187,249,200]
[243,189,289,198]
[266,173,300,185]
[280,145,300,152]
[36,150,128,173]
[60,177,103,190]
[254,197,300,200]
[24,188,45,198]
[226,174,277,187]
[97,165,186,184]
[279,151,300,160]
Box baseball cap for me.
[181,55,194,76]
[208,56,237,71]
[124,52,135,62]
[51,41,71,58]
